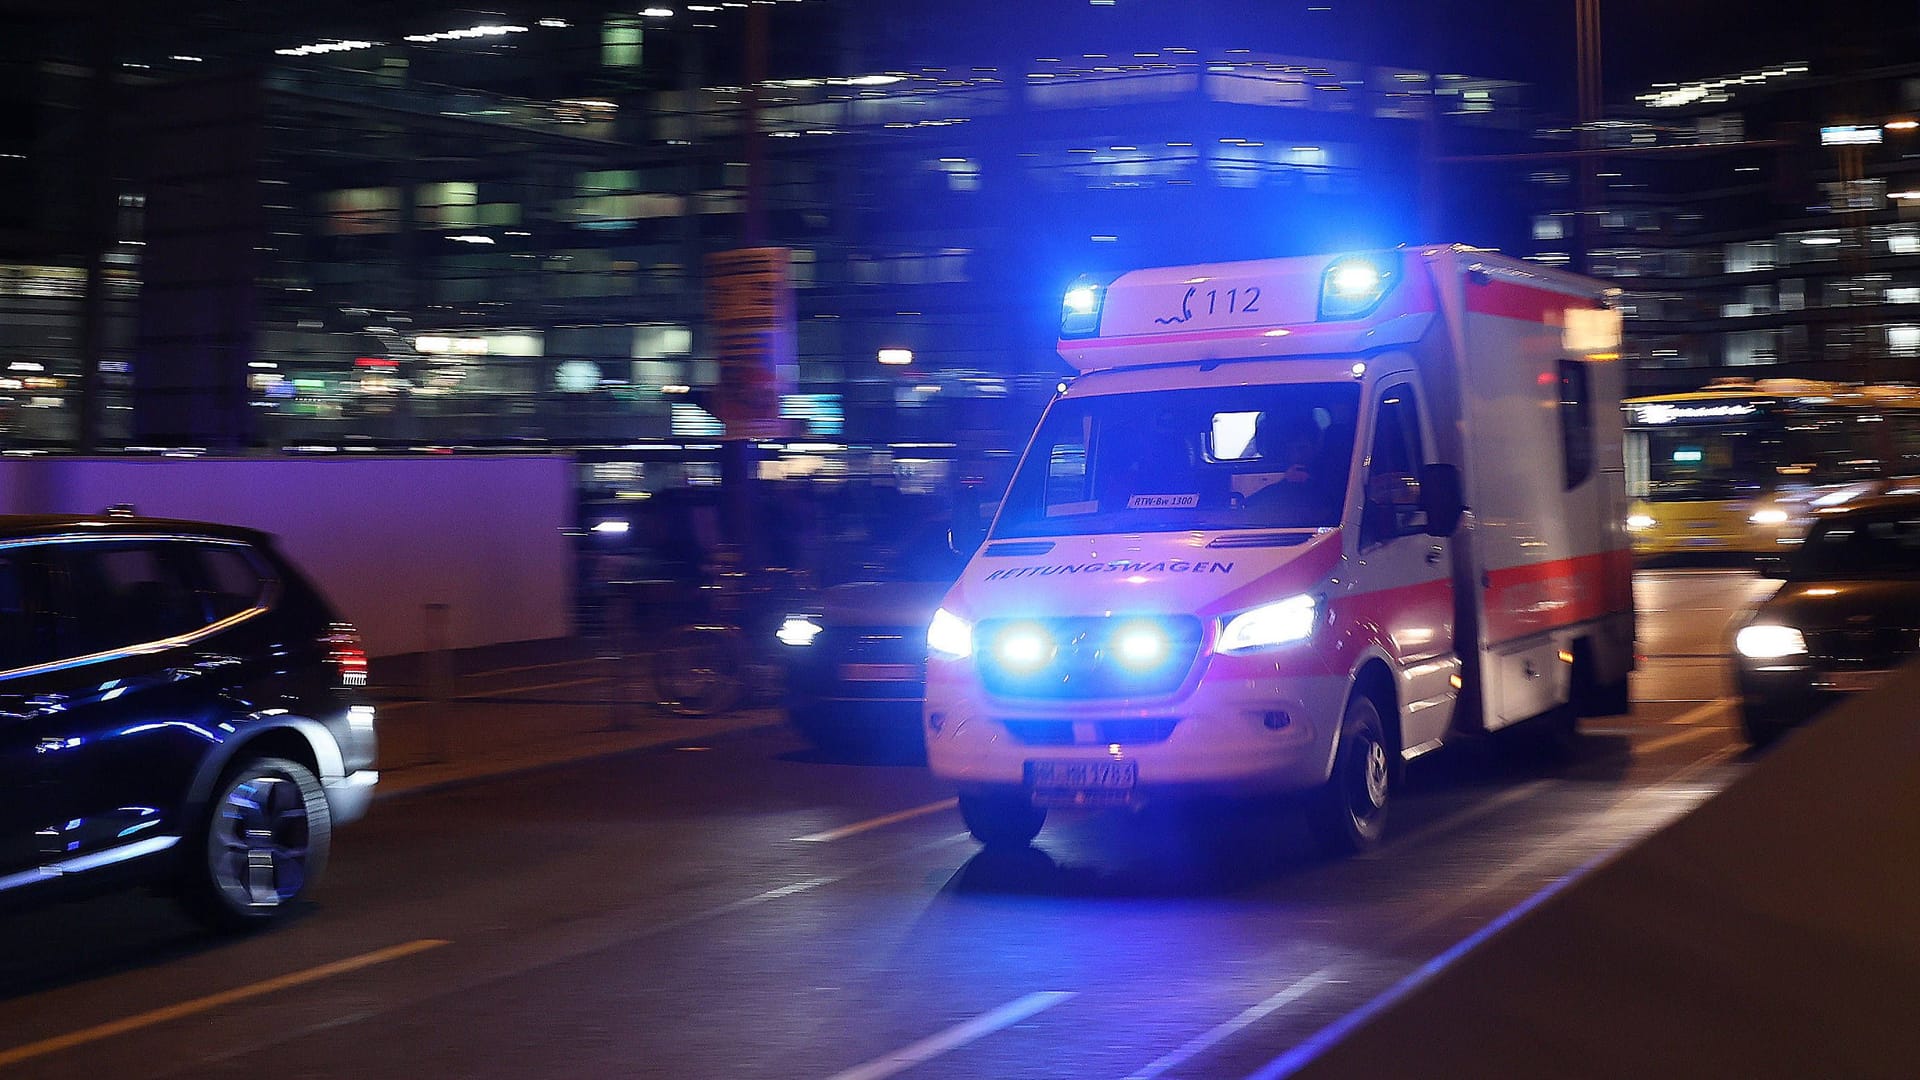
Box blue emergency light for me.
[1060,278,1107,338]
[1318,254,1398,321]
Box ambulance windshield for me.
[994,382,1362,538]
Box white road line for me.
[463,657,602,679]
[379,676,610,712]
[1636,722,1732,756]
[826,991,1076,1080]
[1124,971,1333,1080]
[1666,697,1733,727]
[0,939,450,1068]
[1358,779,1557,860]
[792,799,959,843]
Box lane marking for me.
[1636,722,1732,756]
[826,991,1076,1080]
[1358,779,1556,860]
[0,938,449,1068]
[1245,739,1742,1080]
[793,799,959,843]
[379,676,609,712]
[463,657,601,679]
[1124,971,1333,1080]
[1666,697,1733,728]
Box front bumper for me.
[924,656,1347,800]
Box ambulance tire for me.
[959,791,1047,850]
[1306,694,1391,857]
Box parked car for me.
[778,518,968,755]
[0,512,377,928]
[1735,493,1920,745]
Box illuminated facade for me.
[1538,60,1920,392]
[1,2,1548,452]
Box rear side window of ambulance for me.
[1559,359,1594,490]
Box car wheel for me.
[653,626,746,717]
[1306,694,1391,856]
[182,756,332,931]
[959,791,1047,849]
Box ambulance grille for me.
[975,615,1201,699]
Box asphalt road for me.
[0,569,1779,1080]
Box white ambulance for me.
[924,245,1634,854]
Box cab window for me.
[1361,384,1429,546]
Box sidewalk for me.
[365,637,786,800]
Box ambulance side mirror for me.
[949,505,989,557]
[1419,463,1465,537]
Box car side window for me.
[0,548,58,672]
[49,542,208,656]
[1361,384,1429,548]
[184,543,271,620]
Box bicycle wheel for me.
[652,625,747,717]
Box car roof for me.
[1809,490,1920,523]
[0,514,270,544]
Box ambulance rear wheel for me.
[959,791,1046,849]
[1306,694,1391,857]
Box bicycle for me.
[646,553,798,718]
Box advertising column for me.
[705,247,798,566]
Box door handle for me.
[1425,548,1444,566]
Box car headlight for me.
[1626,514,1656,531]
[1749,508,1789,526]
[1735,624,1807,660]
[1218,594,1318,654]
[928,608,973,659]
[777,615,823,647]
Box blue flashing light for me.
[1318,254,1399,321]
[1060,278,1107,338]
[1112,621,1170,670]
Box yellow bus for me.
[1623,379,1920,556]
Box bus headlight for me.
[1627,514,1656,530]
[928,608,973,659]
[1735,624,1807,660]
[1749,508,1789,526]
[1218,594,1318,654]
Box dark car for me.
[1734,494,1920,745]
[778,518,967,755]
[0,513,376,928]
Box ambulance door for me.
[1355,378,1457,751]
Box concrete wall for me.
[0,455,575,656]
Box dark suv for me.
[0,514,376,928]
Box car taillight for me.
[323,623,369,687]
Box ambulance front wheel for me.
[959,791,1047,849]
[1306,693,1391,856]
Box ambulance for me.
[923,245,1634,854]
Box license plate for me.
[1025,759,1138,807]
[837,663,920,682]
[1682,537,1724,548]
[1820,670,1892,693]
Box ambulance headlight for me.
[1060,279,1106,338]
[928,608,973,659]
[1735,624,1806,660]
[1319,254,1397,321]
[1627,514,1656,531]
[1112,620,1170,669]
[993,622,1054,671]
[1217,594,1318,654]
[1749,508,1790,526]
[777,615,824,647]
